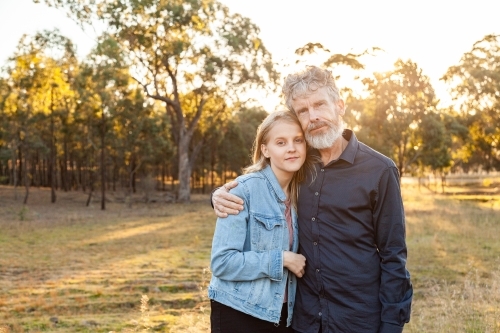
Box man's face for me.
[290,87,345,149]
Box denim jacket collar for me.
[260,164,287,203]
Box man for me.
[213,66,413,333]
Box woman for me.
[208,110,315,332]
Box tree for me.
[442,34,500,172]
[417,111,468,191]
[1,29,77,203]
[38,0,279,202]
[219,106,268,174]
[294,43,382,71]
[82,34,132,209]
[354,59,439,177]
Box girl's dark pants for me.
[210,300,293,333]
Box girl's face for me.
[261,120,306,180]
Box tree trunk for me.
[63,138,69,191]
[86,161,94,207]
[18,147,23,188]
[50,94,57,203]
[132,159,136,194]
[100,114,106,211]
[12,147,18,200]
[161,162,166,192]
[177,136,191,203]
[441,172,446,193]
[23,156,30,205]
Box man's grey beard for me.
[306,121,345,149]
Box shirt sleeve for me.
[210,183,283,282]
[373,167,413,332]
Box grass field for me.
[0,181,499,332]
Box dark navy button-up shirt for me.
[292,130,413,333]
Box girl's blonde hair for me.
[243,110,316,209]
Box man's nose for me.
[308,107,320,121]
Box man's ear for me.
[336,99,345,116]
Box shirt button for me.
[316,269,320,273]
[289,302,293,306]
[314,192,318,196]
[321,169,324,172]
[319,312,322,316]
[313,242,317,245]
[311,217,315,221]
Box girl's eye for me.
[277,141,285,146]
[295,138,304,143]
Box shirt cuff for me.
[378,322,404,333]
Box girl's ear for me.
[261,144,269,158]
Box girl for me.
[208,110,315,332]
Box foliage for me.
[353,59,440,176]
[442,34,500,172]
[36,0,279,202]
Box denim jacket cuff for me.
[268,249,283,281]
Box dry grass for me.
[403,183,500,333]
[0,182,499,332]
[0,186,214,332]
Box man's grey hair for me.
[282,66,341,112]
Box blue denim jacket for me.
[208,165,299,326]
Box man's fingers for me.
[214,208,228,218]
[225,180,238,191]
[214,196,243,211]
[214,205,240,217]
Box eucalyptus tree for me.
[79,34,135,209]
[0,78,9,183]
[1,30,76,202]
[111,90,172,203]
[38,0,279,202]
[294,42,382,71]
[355,59,439,177]
[442,34,500,172]
[222,106,268,173]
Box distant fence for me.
[402,172,500,186]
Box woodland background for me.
[0,0,499,207]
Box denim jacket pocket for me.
[251,213,284,250]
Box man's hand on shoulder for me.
[213,180,244,217]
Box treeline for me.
[1,0,499,208]
[0,26,268,206]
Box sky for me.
[1,0,499,110]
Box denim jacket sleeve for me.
[210,181,284,282]
[373,167,413,330]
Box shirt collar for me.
[260,164,288,202]
[340,129,357,164]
